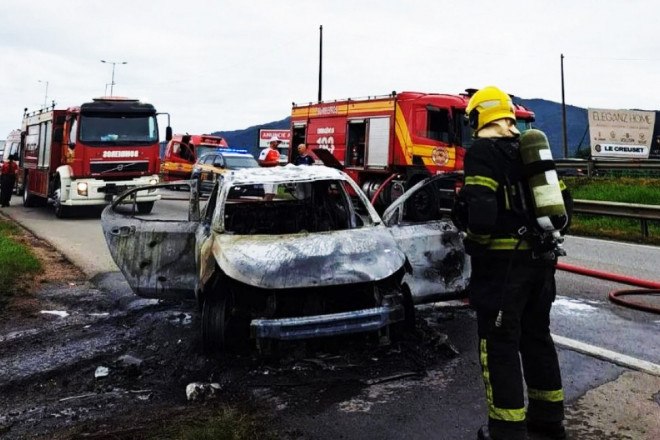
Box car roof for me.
[225,164,347,185]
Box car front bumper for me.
[250,305,404,341]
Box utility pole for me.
[318,25,323,103]
[101,60,127,96]
[38,80,49,109]
[561,53,568,158]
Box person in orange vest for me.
[0,154,19,207]
[258,135,282,167]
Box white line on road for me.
[552,333,660,376]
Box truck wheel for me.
[136,201,154,214]
[53,180,70,218]
[22,175,36,207]
[408,185,436,222]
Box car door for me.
[101,182,200,300]
[382,174,471,304]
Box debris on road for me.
[94,366,109,379]
[186,382,222,401]
[39,310,69,318]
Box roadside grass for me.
[564,177,660,244]
[148,406,277,440]
[0,219,42,311]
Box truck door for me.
[101,184,199,300]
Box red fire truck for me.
[161,134,228,182]
[20,97,170,217]
[290,90,535,218]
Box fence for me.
[573,199,660,238]
[555,159,660,176]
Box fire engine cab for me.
[161,134,228,182]
[20,97,169,217]
[290,90,534,219]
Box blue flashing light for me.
[218,148,249,154]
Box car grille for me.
[90,161,149,175]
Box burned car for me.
[101,165,470,352]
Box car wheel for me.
[136,201,154,214]
[201,293,230,354]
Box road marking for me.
[552,333,660,377]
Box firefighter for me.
[458,86,571,440]
[0,154,19,207]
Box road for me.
[0,193,659,439]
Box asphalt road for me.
[1,193,659,439]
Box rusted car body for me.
[101,165,470,351]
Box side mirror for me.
[166,126,173,142]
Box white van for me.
[2,129,21,161]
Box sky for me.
[1,0,659,140]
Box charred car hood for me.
[212,226,406,289]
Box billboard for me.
[588,108,656,159]
[258,129,291,149]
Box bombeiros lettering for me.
[102,150,139,158]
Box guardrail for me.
[573,199,660,237]
[556,159,660,176]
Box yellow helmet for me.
[466,86,516,132]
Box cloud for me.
[1,0,659,139]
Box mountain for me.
[211,98,590,159]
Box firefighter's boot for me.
[526,420,567,439]
[478,423,528,440]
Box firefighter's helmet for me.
[466,86,516,132]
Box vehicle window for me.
[426,107,450,143]
[203,155,215,165]
[223,179,373,235]
[213,156,225,167]
[79,114,158,145]
[224,156,259,169]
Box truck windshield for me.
[80,114,158,145]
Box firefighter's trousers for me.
[469,253,565,439]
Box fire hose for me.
[556,262,660,314]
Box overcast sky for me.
[1,0,659,140]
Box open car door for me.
[382,174,471,304]
[101,182,200,300]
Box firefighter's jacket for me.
[458,135,572,255]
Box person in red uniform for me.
[258,135,282,167]
[0,154,19,207]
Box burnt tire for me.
[201,294,230,354]
[136,201,154,214]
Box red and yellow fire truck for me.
[20,97,169,217]
[290,90,535,217]
[161,134,228,181]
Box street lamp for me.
[100,60,127,96]
[38,80,49,109]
